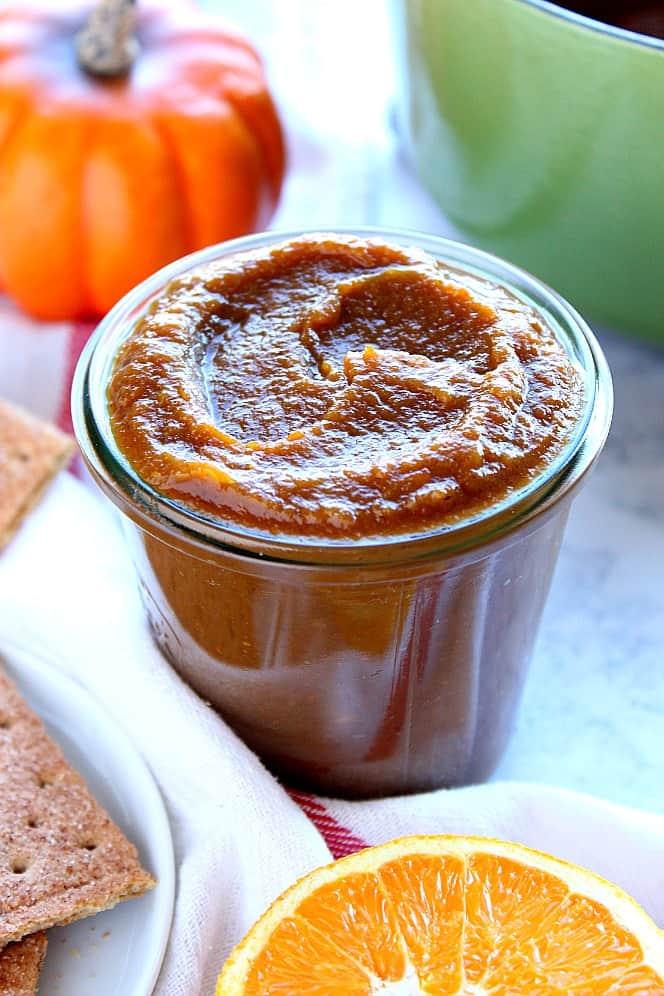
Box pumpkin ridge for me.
[63,108,99,320]
[0,99,27,171]
[220,87,285,204]
[0,112,28,294]
[80,112,104,318]
[0,103,28,288]
[0,107,92,318]
[83,112,187,314]
[152,100,263,253]
[148,112,195,256]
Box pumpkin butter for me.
[107,235,583,539]
[88,234,607,797]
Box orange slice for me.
[217,835,664,995]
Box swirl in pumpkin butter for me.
[107,235,583,538]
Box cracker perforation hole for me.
[0,715,12,729]
[11,859,29,874]
[82,841,98,852]
[27,816,41,829]
[37,774,53,789]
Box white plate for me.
[2,643,175,996]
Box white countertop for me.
[216,0,664,813]
[496,331,664,812]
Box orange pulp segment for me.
[217,835,664,995]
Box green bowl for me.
[393,0,664,342]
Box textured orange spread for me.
[108,235,583,538]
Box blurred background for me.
[203,1,442,234]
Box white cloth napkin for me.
[0,471,663,995]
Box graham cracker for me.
[0,932,47,995]
[0,665,155,947]
[0,399,74,551]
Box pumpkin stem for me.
[76,0,139,78]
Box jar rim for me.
[72,227,613,568]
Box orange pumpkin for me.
[0,0,285,320]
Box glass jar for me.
[72,229,612,798]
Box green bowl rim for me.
[519,0,664,52]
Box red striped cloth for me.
[289,791,368,857]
